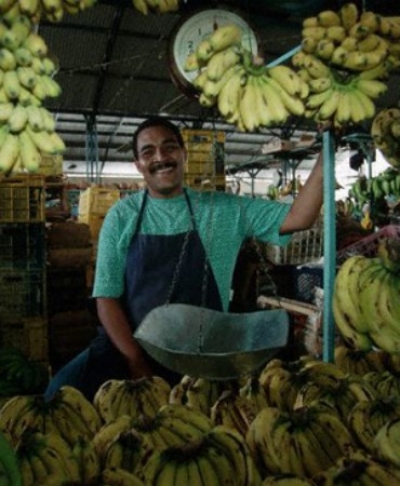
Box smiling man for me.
[45,116,324,401]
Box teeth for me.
[152,162,175,173]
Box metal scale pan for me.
[134,303,290,380]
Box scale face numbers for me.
[168,8,258,97]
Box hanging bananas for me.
[131,0,179,15]
[371,108,400,170]
[293,3,400,128]
[333,245,400,354]
[0,0,98,22]
[185,24,307,132]
[0,14,65,174]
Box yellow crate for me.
[0,175,45,223]
[185,160,216,174]
[182,129,225,145]
[38,154,63,176]
[78,213,106,242]
[0,317,48,362]
[78,187,120,217]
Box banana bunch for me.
[371,108,400,169]
[101,467,145,486]
[0,0,98,23]
[49,385,103,446]
[262,476,314,486]
[15,430,81,485]
[185,24,308,131]
[142,424,261,486]
[101,429,153,478]
[293,372,377,421]
[369,168,400,199]
[93,376,171,422]
[313,448,400,484]
[0,431,21,486]
[333,249,400,353]
[169,375,237,416]
[373,417,400,469]
[334,343,387,376]
[94,402,213,475]
[258,357,346,412]
[132,0,179,15]
[0,385,102,448]
[347,395,400,452]
[72,436,102,485]
[0,14,65,174]
[210,389,254,437]
[292,3,400,127]
[0,346,49,396]
[292,50,389,126]
[246,402,355,479]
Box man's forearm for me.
[280,151,324,234]
[96,297,143,361]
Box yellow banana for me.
[8,103,28,132]
[132,0,149,15]
[238,75,260,132]
[205,47,241,82]
[203,64,241,98]
[208,24,242,53]
[217,66,245,120]
[325,25,347,43]
[0,48,16,71]
[23,33,49,58]
[317,10,341,27]
[0,101,14,122]
[267,64,302,96]
[339,3,359,31]
[0,131,19,173]
[315,89,341,121]
[353,77,387,97]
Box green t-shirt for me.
[92,188,291,311]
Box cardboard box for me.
[261,138,295,154]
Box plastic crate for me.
[265,226,323,265]
[0,317,48,362]
[78,187,120,217]
[0,223,46,271]
[294,265,324,304]
[0,269,46,319]
[0,175,45,223]
[337,225,400,264]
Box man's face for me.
[134,125,186,198]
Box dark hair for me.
[132,117,185,159]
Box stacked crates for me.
[0,175,48,363]
[182,129,226,191]
[78,186,121,285]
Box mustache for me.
[149,161,178,174]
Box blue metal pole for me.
[322,130,336,363]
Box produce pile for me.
[1,353,400,485]
[333,237,400,353]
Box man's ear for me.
[134,160,143,174]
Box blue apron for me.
[45,189,222,401]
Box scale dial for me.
[168,8,258,98]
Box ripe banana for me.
[205,47,241,82]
